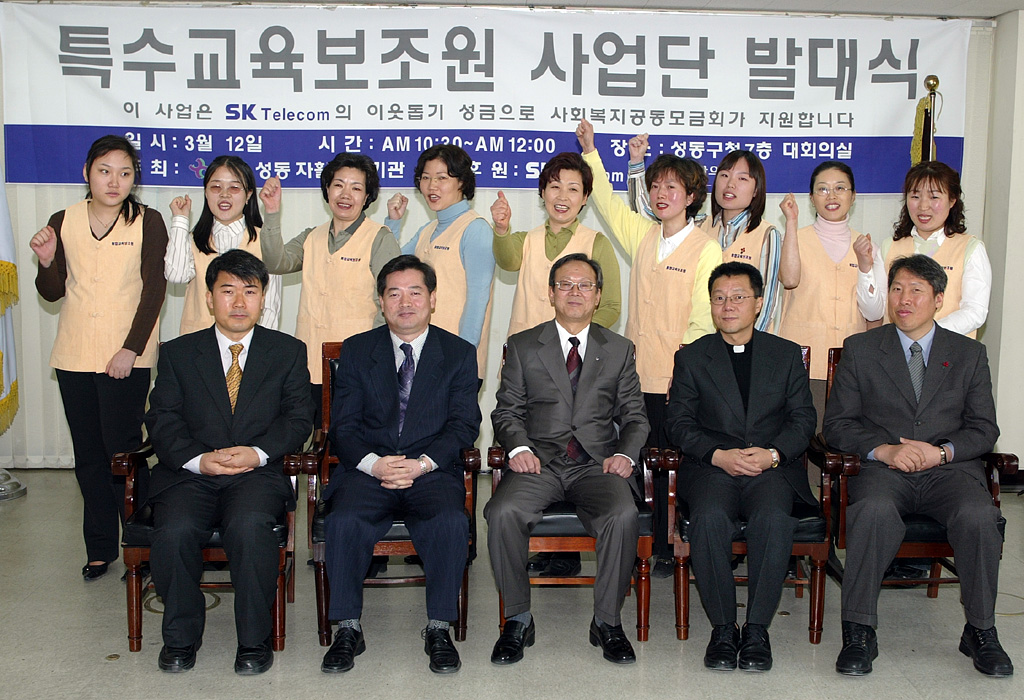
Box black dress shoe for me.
[541,553,582,577]
[158,640,200,673]
[235,637,273,675]
[527,552,553,574]
[321,626,365,673]
[423,627,461,673]
[491,618,535,665]
[704,624,740,670]
[651,557,674,579]
[959,623,1014,677]
[82,562,109,582]
[365,555,388,579]
[835,621,877,676]
[589,617,636,664]
[737,623,772,672]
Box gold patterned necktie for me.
[227,343,244,413]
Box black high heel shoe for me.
[82,562,109,581]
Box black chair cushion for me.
[528,501,654,538]
[311,496,453,544]
[122,503,289,548]
[676,499,826,543]
[899,513,1007,542]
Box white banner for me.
[1,4,971,193]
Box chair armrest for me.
[985,452,1019,476]
[111,442,154,520]
[460,448,481,473]
[284,429,326,478]
[807,434,861,476]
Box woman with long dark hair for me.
[30,134,167,581]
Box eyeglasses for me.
[710,294,755,305]
[207,183,245,196]
[553,280,597,292]
[418,174,452,185]
[813,184,851,197]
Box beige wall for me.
[0,12,1013,466]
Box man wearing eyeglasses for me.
[486,253,649,666]
[665,261,817,672]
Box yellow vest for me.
[50,200,159,372]
[885,234,974,338]
[506,223,598,338]
[178,229,264,336]
[295,218,381,384]
[722,219,773,266]
[626,224,716,393]
[779,225,867,380]
[415,210,492,378]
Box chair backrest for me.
[826,347,843,400]
[319,341,345,484]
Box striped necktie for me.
[226,343,243,413]
[908,341,925,402]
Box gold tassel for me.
[911,95,928,166]
[0,379,18,436]
[0,260,19,317]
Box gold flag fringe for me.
[0,260,19,317]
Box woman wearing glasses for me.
[165,155,282,336]
[387,144,496,381]
[777,161,886,413]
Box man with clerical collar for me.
[486,253,649,665]
[665,261,817,672]
[824,254,1011,677]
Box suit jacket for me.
[324,324,481,500]
[823,323,998,473]
[492,320,649,490]
[146,325,314,507]
[665,330,817,504]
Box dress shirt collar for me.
[329,212,366,240]
[910,227,948,247]
[211,217,248,250]
[895,323,937,366]
[555,320,590,361]
[214,326,255,373]
[657,219,696,262]
[545,218,580,237]
[390,327,429,370]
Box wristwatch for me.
[938,445,948,466]
[418,456,431,475]
[768,448,780,469]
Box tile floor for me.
[1,468,1022,700]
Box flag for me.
[0,175,19,434]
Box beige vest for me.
[50,200,159,372]
[415,210,492,378]
[779,225,867,380]
[626,224,715,393]
[506,223,599,338]
[885,234,974,338]
[295,218,381,384]
[179,229,264,336]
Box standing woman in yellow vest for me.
[880,161,990,337]
[29,135,168,581]
[776,161,886,420]
[630,143,792,334]
[387,144,496,382]
[490,152,621,336]
[258,152,401,424]
[165,155,282,336]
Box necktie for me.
[565,337,586,462]
[226,343,243,413]
[908,341,925,402]
[397,342,415,433]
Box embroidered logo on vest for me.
[665,265,689,273]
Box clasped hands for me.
[507,450,634,478]
[371,454,424,490]
[875,438,944,473]
[199,446,261,476]
[712,447,774,476]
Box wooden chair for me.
[822,346,1018,595]
[113,444,298,652]
[660,346,839,644]
[487,447,655,641]
[291,341,480,646]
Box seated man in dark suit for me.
[320,255,481,674]
[665,261,816,672]
[824,254,1011,677]
[486,253,649,666]
[146,249,313,674]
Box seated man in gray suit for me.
[665,262,816,672]
[824,254,1011,677]
[486,253,649,666]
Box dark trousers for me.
[324,469,468,622]
[484,458,639,626]
[56,368,150,563]
[644,392,672,558]
[842,464,1002,630]
[680,464,798,627]
[149,467,290,648]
